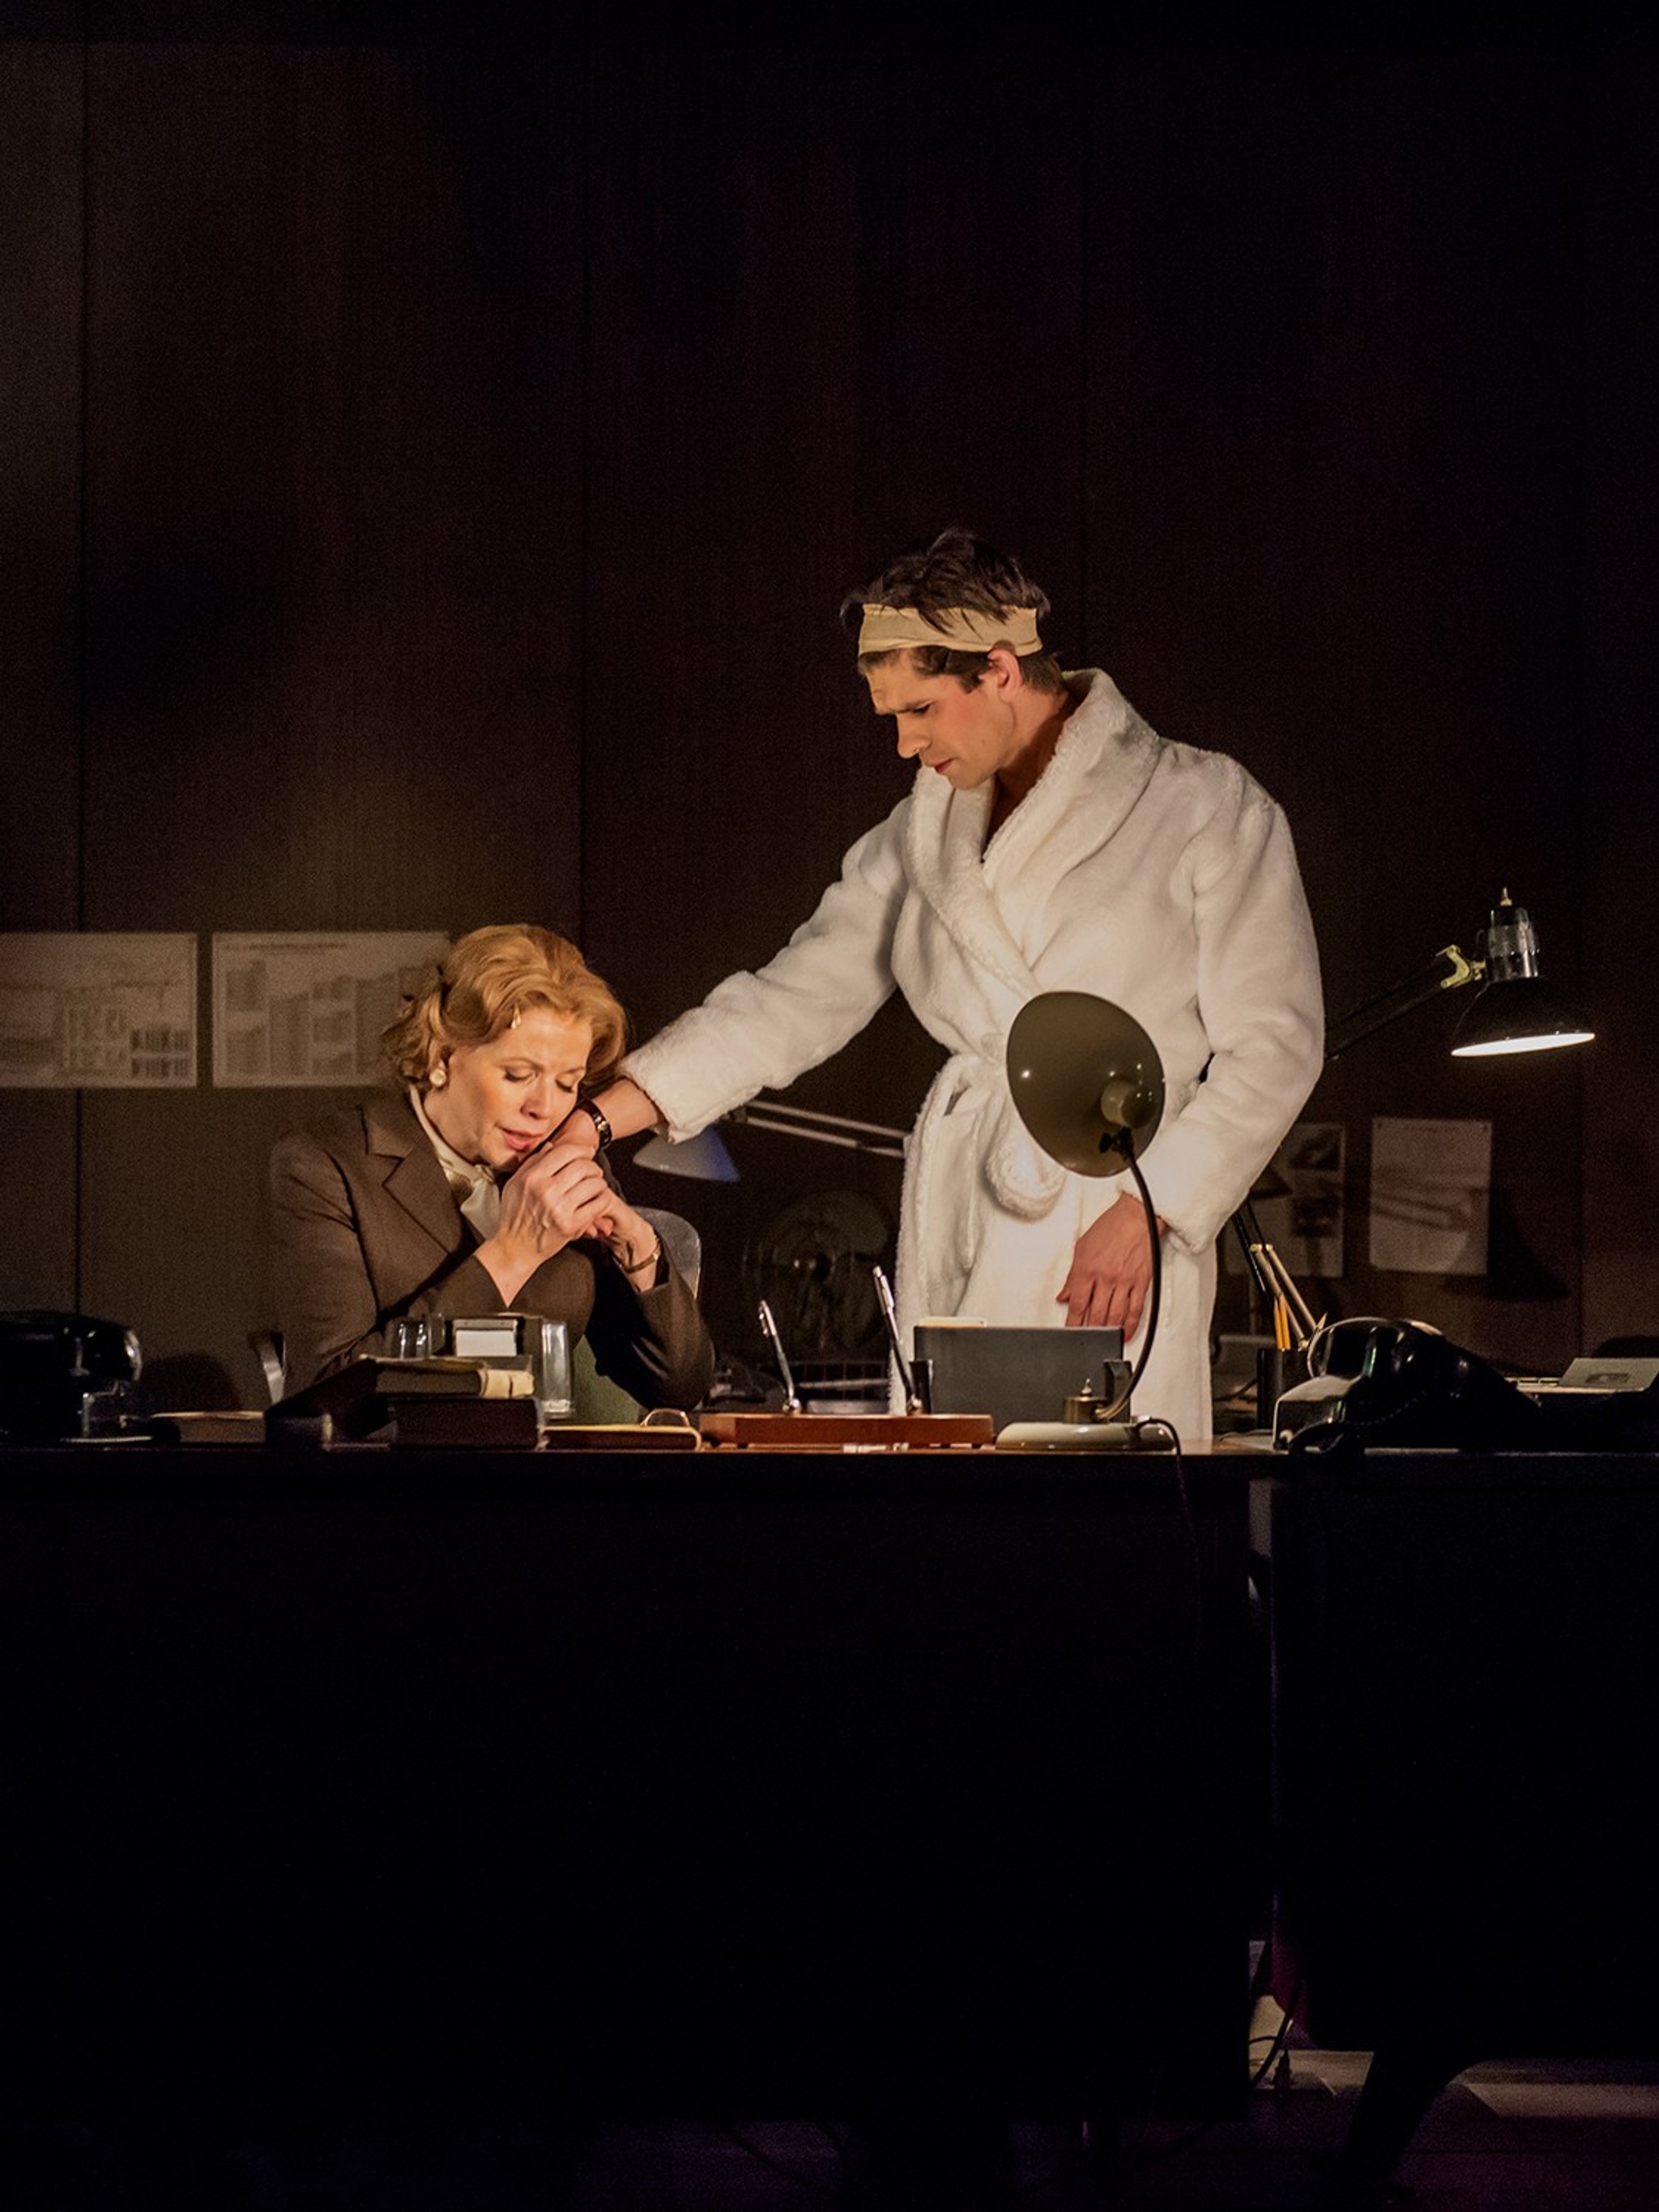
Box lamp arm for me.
[1324,944,1482,1062]
[1233,938,1480,1380]
[734,1100,907,1158]
[1230,1199,1278,1306]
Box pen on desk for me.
[871,1266,922,1415]
[757,1299,803,1414]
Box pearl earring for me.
[429,1063,447,1089]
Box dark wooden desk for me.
[0,1443,1253,2129]
[1271,1449,1659,2195]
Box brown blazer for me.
[269,1088,714,1405]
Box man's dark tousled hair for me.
[839,526,1068,694]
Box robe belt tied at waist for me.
[922,1049,1066,1221]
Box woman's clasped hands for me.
[488,1141,659,1283]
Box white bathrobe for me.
[625,670,1324,1438]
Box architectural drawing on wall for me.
[1226,1122,1347,1281]
[0,933,198,1088]
[211,933,449,1087]
[1370,1116,1492,1276]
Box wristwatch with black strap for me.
[572,1096,612,1153]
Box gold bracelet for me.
[626,1237,662,1276]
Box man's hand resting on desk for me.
[1057,1191,1164,1340]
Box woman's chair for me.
[636,1205,702,1298]
[252,1329,286,1406]
[573,1206,703,1421]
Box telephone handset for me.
[1277,1315,1550,1453]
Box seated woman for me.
[269,924,714,1409]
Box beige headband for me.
[857,602,1045,658]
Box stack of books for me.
[267,1355,538,1448]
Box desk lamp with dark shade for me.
[1001,991,1171,1444]
[1243,891,1594,1431]
[1328,891,1594,1063]
[1251,891,1594,1338]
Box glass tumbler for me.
[530,1319,573,1429]
[386,1314,441,1359]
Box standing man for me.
[556,529,1323,1438]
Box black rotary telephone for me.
[1276,1317,1552,1453]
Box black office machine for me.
[915,1321,1131,1438]
[0,1310,143,1442]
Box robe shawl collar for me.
[901,669,1161,987]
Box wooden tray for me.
[697,1411,994,1450]
[536,1422,700,1453]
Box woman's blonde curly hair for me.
[382,924,627,1093]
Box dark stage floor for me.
[8,2043,1659,2210]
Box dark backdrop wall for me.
[2,15,1654,1409]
